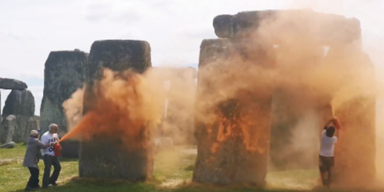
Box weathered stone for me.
[1,115,16,144]
[40,50,87,135]
[79,40,153,180]
[0,141,16,148]
[2,90,35,142]
[23,117,38,144]
[213,14,233,38]
[2,89,34,117]
[14,115,30,143]
[193,39,273,186]
[214,9,361,45]
[0,78,28,90]
[60,140,79,158]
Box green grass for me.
[0,143,27,160]
[0,144,341,192]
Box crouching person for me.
[22,130,52,191]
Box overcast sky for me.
[1,0,383,115]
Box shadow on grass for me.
[36,157,78,162]
[59,158,78,162]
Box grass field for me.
[0,144,330,192]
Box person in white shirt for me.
[319,117,341,189]
[41,123,61,188]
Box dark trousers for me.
[42,155,61,187]
[27,167,39,188]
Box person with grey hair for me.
[41,123,61,188]
[23,130,53,191]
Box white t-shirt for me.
[320,129,337,157]
[41,131,59,156]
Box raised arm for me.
[333,117,342,139]
[324,119,333,130]
[333,117,343,130]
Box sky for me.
[1,0,383,116]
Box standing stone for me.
[23,117,38,144]
[60,140,80,158]
[40,50,87,158]
[79,40,153,180]
[0,78,28,90]
[40,50,87,134]
[193,39,273,186]
[2,90,35,142]
[1,115,16,144]
[214,10,361,45]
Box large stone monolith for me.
[213,14,233,38]
[40,50,87,133]
[40,50,87,158]
[214,10,361,46]
[192,39,273,186]
[24,117,38,144]
[79,40,153,180]
[1,115,16,144]
[2,89,35,143]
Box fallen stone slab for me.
[0,78,28,90]
[0,141,16,149]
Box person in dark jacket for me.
[22,130,52,191]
